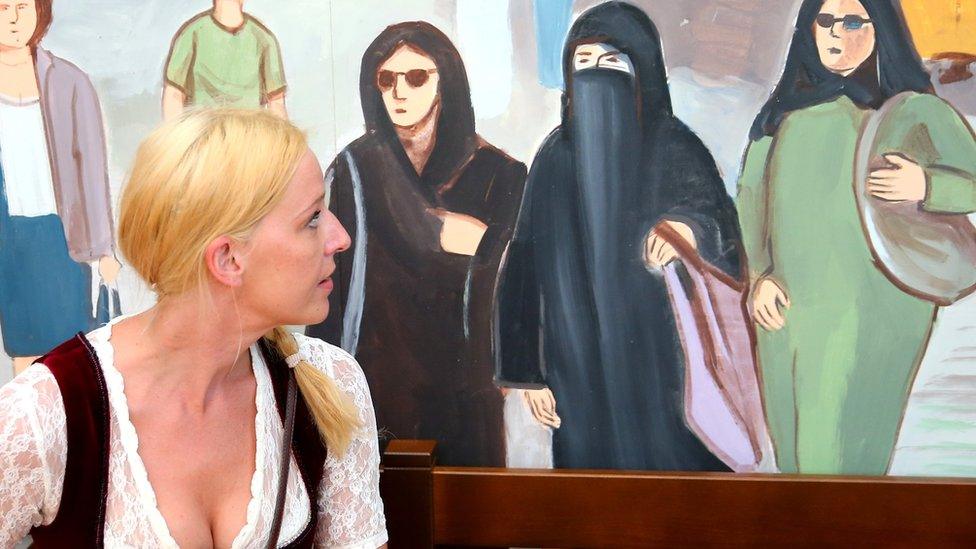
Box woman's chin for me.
[304,304,331,327]
[270,302,329,330]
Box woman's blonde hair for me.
[119,109,360,454]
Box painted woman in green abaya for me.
[736,0,976,475]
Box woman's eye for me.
[606,57,619,63]
[308,211,322,228]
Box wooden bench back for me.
[381,440,976,547]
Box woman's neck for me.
[395,101,441,176]
[213,0,246,30]
[0,45,33,67]
[112,291,267,413]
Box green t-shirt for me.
[165,11,286,109]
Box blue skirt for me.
[1,178,93,357]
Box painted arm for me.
[260,31,288,120]
[163,24,194,122]
[496,136,568,429]
[917,96,976,213]
[265,89,288,119]
[161,84,186,122]
[868,94,976,213]
[735,137,775,281]
[73,72,120,282]
[359,163,456,275]
[463,158,528,368]
[735,137,790,331]
[495,145,550,391]
[495,217,561,430]
[653,127,742,278]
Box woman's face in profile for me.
[377,44,440,128]
[240,151,350,326]
[814,0,876,76]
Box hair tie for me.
[285,353,302,369]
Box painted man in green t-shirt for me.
[162,0,287,120]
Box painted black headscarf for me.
[750,0,931,141]
[359,22,479,188]
[560,1,672,133]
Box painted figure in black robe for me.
[495,1,742,471]
[307,22,527,467]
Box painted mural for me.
[2,0,976,479]
[0,0,119,378]
[305,22,526,467]
[163,2,288,119]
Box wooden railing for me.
[380,440,976,547]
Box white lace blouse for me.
[0,324,387,548]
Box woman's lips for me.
[829,47,842,54]
[319,277,334,292]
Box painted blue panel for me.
[534,0,574,89]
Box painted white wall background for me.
[2,0,974,477]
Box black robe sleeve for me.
[307,153,356,347]
[465,156,528,369]
[494,133,563,388]
[650,120,742,278]
[355,143,472,280]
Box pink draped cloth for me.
[658,225,774,472]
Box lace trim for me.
[230,344,269,548]
[330,529,390,549]
[89,322,180,548]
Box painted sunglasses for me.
[376,68,438,90]
[815,13,872,31]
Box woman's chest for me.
[84,334,316,547]
[0,64,39,97]
[368,149,499,219]
[96,393,314,547]
[769,105,868,205]
[130,404,258,547]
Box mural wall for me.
[3,0,976,477]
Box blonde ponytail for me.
[265,327,361,455]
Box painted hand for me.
[867,153,927,202]
[98,256,122,285]
[523,388,561,429]
[643,220,697,270]
[752,277,791,332]
[435,210,488,256]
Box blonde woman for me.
[0,110,387,548]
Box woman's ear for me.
[205,235,245,288]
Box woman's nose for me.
[392,74,407,100]
[324,210,351,255]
